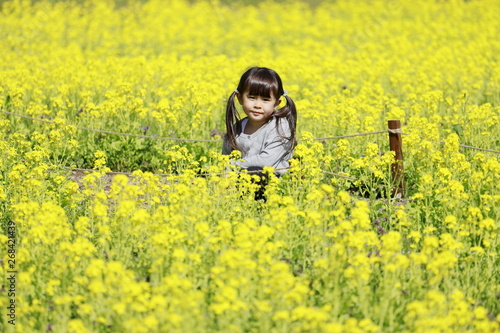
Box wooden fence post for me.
[388,120,405,197]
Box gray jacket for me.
[222,117,293,174]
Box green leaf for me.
[452,124,463,138]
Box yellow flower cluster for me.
[1,0,499,332]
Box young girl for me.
[222,66,297,173]
[222,67,297,198]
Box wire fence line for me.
[451,143,500,154]
[321,170,358,181]
[313,130,394,140]
[6,109,498,184]
[0,110,221,143]
[2,109,500,154]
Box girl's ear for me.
[236,92,243,105]
[275,98,282,108]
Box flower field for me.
[1,0,500,332]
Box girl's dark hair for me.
[225,66,297,152]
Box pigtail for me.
[225,90,242,151]
[274,94,298,149]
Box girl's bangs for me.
[245,77,278,98]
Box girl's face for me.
[237,90,281,127]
